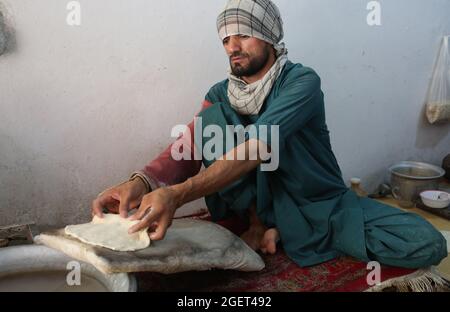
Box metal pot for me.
[389,161,445,208]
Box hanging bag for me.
[426,36,450,124]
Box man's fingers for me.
[91,198,104,218]
[128,221,147,234]
[128,208,157,234]
[149,220,169,241]
[105,202,119,214]
[128,205,151,222]
[118,196,130,218]
[147,222,158,233]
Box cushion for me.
[34,218,265,274]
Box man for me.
[92,0,447,268]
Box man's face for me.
[222,35,272,78]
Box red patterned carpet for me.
[135,248,415,292]
[135,211,416,292]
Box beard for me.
[230,45,271,78]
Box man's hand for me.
[91,178,148,218]
[124,139,265,241]
[127,187,180,241]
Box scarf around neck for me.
[227,44,288,115]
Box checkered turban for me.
[217,0,284,46]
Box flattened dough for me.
[65,214,150,251]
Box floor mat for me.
[135,210,424,292]
[135,247,418,292]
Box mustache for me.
[230,53,248,59]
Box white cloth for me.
[227,46,288,115]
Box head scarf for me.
[217,0,288,115]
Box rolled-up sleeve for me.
[132,100,213,190]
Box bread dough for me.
[65,214,150,251]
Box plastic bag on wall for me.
[426,36,450,124]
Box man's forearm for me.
[169,139,267,207]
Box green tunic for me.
[196,60,447,269]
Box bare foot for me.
[240,202,279,254]
[240,223,267,251]
[260,228,280,255]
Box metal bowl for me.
[389,161,446,208]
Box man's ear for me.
[269,44,277,57]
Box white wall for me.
[1,0,449,228]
